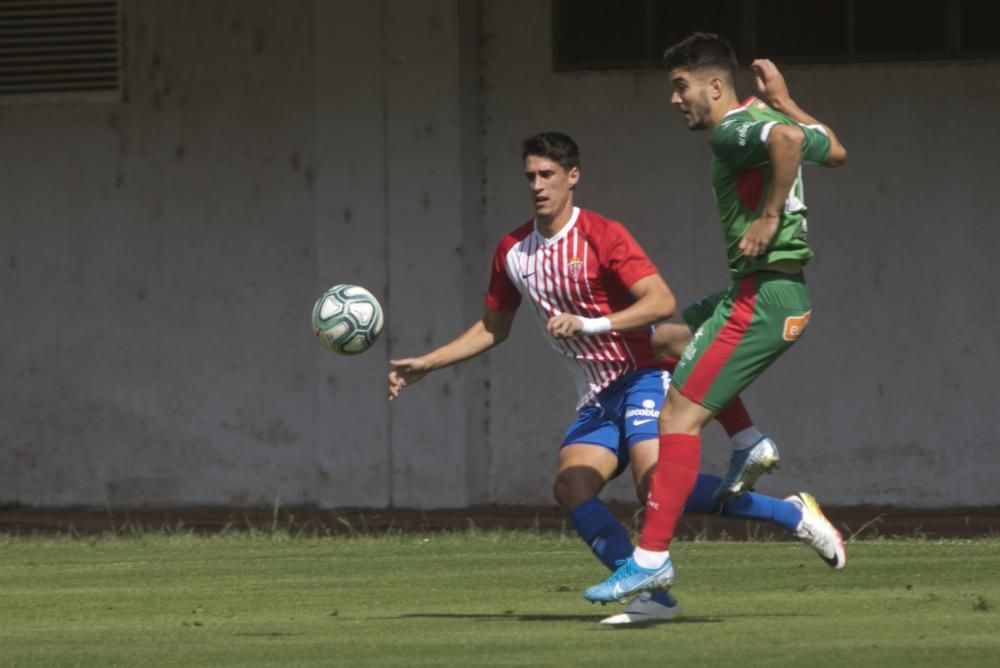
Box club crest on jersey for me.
[567,257,583,281]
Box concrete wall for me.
[1,0,996,508]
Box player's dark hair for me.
[521,132,581,171]
[662,32,737,83]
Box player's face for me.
[524,155,580,221]
[670,69,712,130]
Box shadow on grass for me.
[388,612,724,624]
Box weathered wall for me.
[1,0,996,508]
[479,2,1000,506]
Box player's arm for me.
[739,123,804,257]
[547,274,675,339]
[751,58,847,167]
[387,309,514,400]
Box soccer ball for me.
[312,284,384,355]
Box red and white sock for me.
[715,397,764,450]
[714,397,753,437]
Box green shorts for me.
[672,272,812,412]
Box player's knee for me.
[553,474,582,510]
[660,390,711,434]
[552,475,573,510]
[635,478,650,504]
[553,468,603,511]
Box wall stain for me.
[16,366,37,379]
[149,50,161,79]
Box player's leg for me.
[583,388,711,603]
[635,464,846,570]
[649,319,692,360]
[690,274,843,565]
[557,402,627,567]
[706,273,813,498]
[597,371,684,624]
[554,443,619,512]
[587,279,780,602]
[556,442,630,572]
[653,304,781,500]
[557,439,677,624]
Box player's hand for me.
[739,214,780,257]
[387,357,431,400]
[751,59,790,109]
[546,313,583,339]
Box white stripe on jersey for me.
[502,208,640,408]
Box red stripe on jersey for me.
[736,167,764,212]
[486,208,661,406]
[681,277,757,405]
[564,237,615,379]
[571,229,628,374]
[559,233,613,389]
[533,233,605,387]
[572,228,626,381]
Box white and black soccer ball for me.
[312,284,384,355]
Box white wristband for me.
[577,316,612,335]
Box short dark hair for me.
[663,32,737,83]
[521,132,580,171]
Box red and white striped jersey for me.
[486,207,662,408]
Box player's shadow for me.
[389,612,724,625]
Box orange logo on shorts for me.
[782,311,812,341]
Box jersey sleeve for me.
[600,221,659,289]
[797,123,832,165]
[484,239,521,312]
[712,118,831,169]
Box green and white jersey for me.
[709,97,831,278]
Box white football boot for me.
[600,592,683,625]
[787,492,847,570]
[714,437,781,501]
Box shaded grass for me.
[0,533,998,667]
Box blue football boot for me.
[583,556,675,603]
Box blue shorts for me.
[561,368,670,479]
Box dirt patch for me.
[1,503,999,539]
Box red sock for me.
[638,433,702,552]
[714,397,753,437]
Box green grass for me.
[1,532,998,667]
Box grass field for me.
[1,531,998,667]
